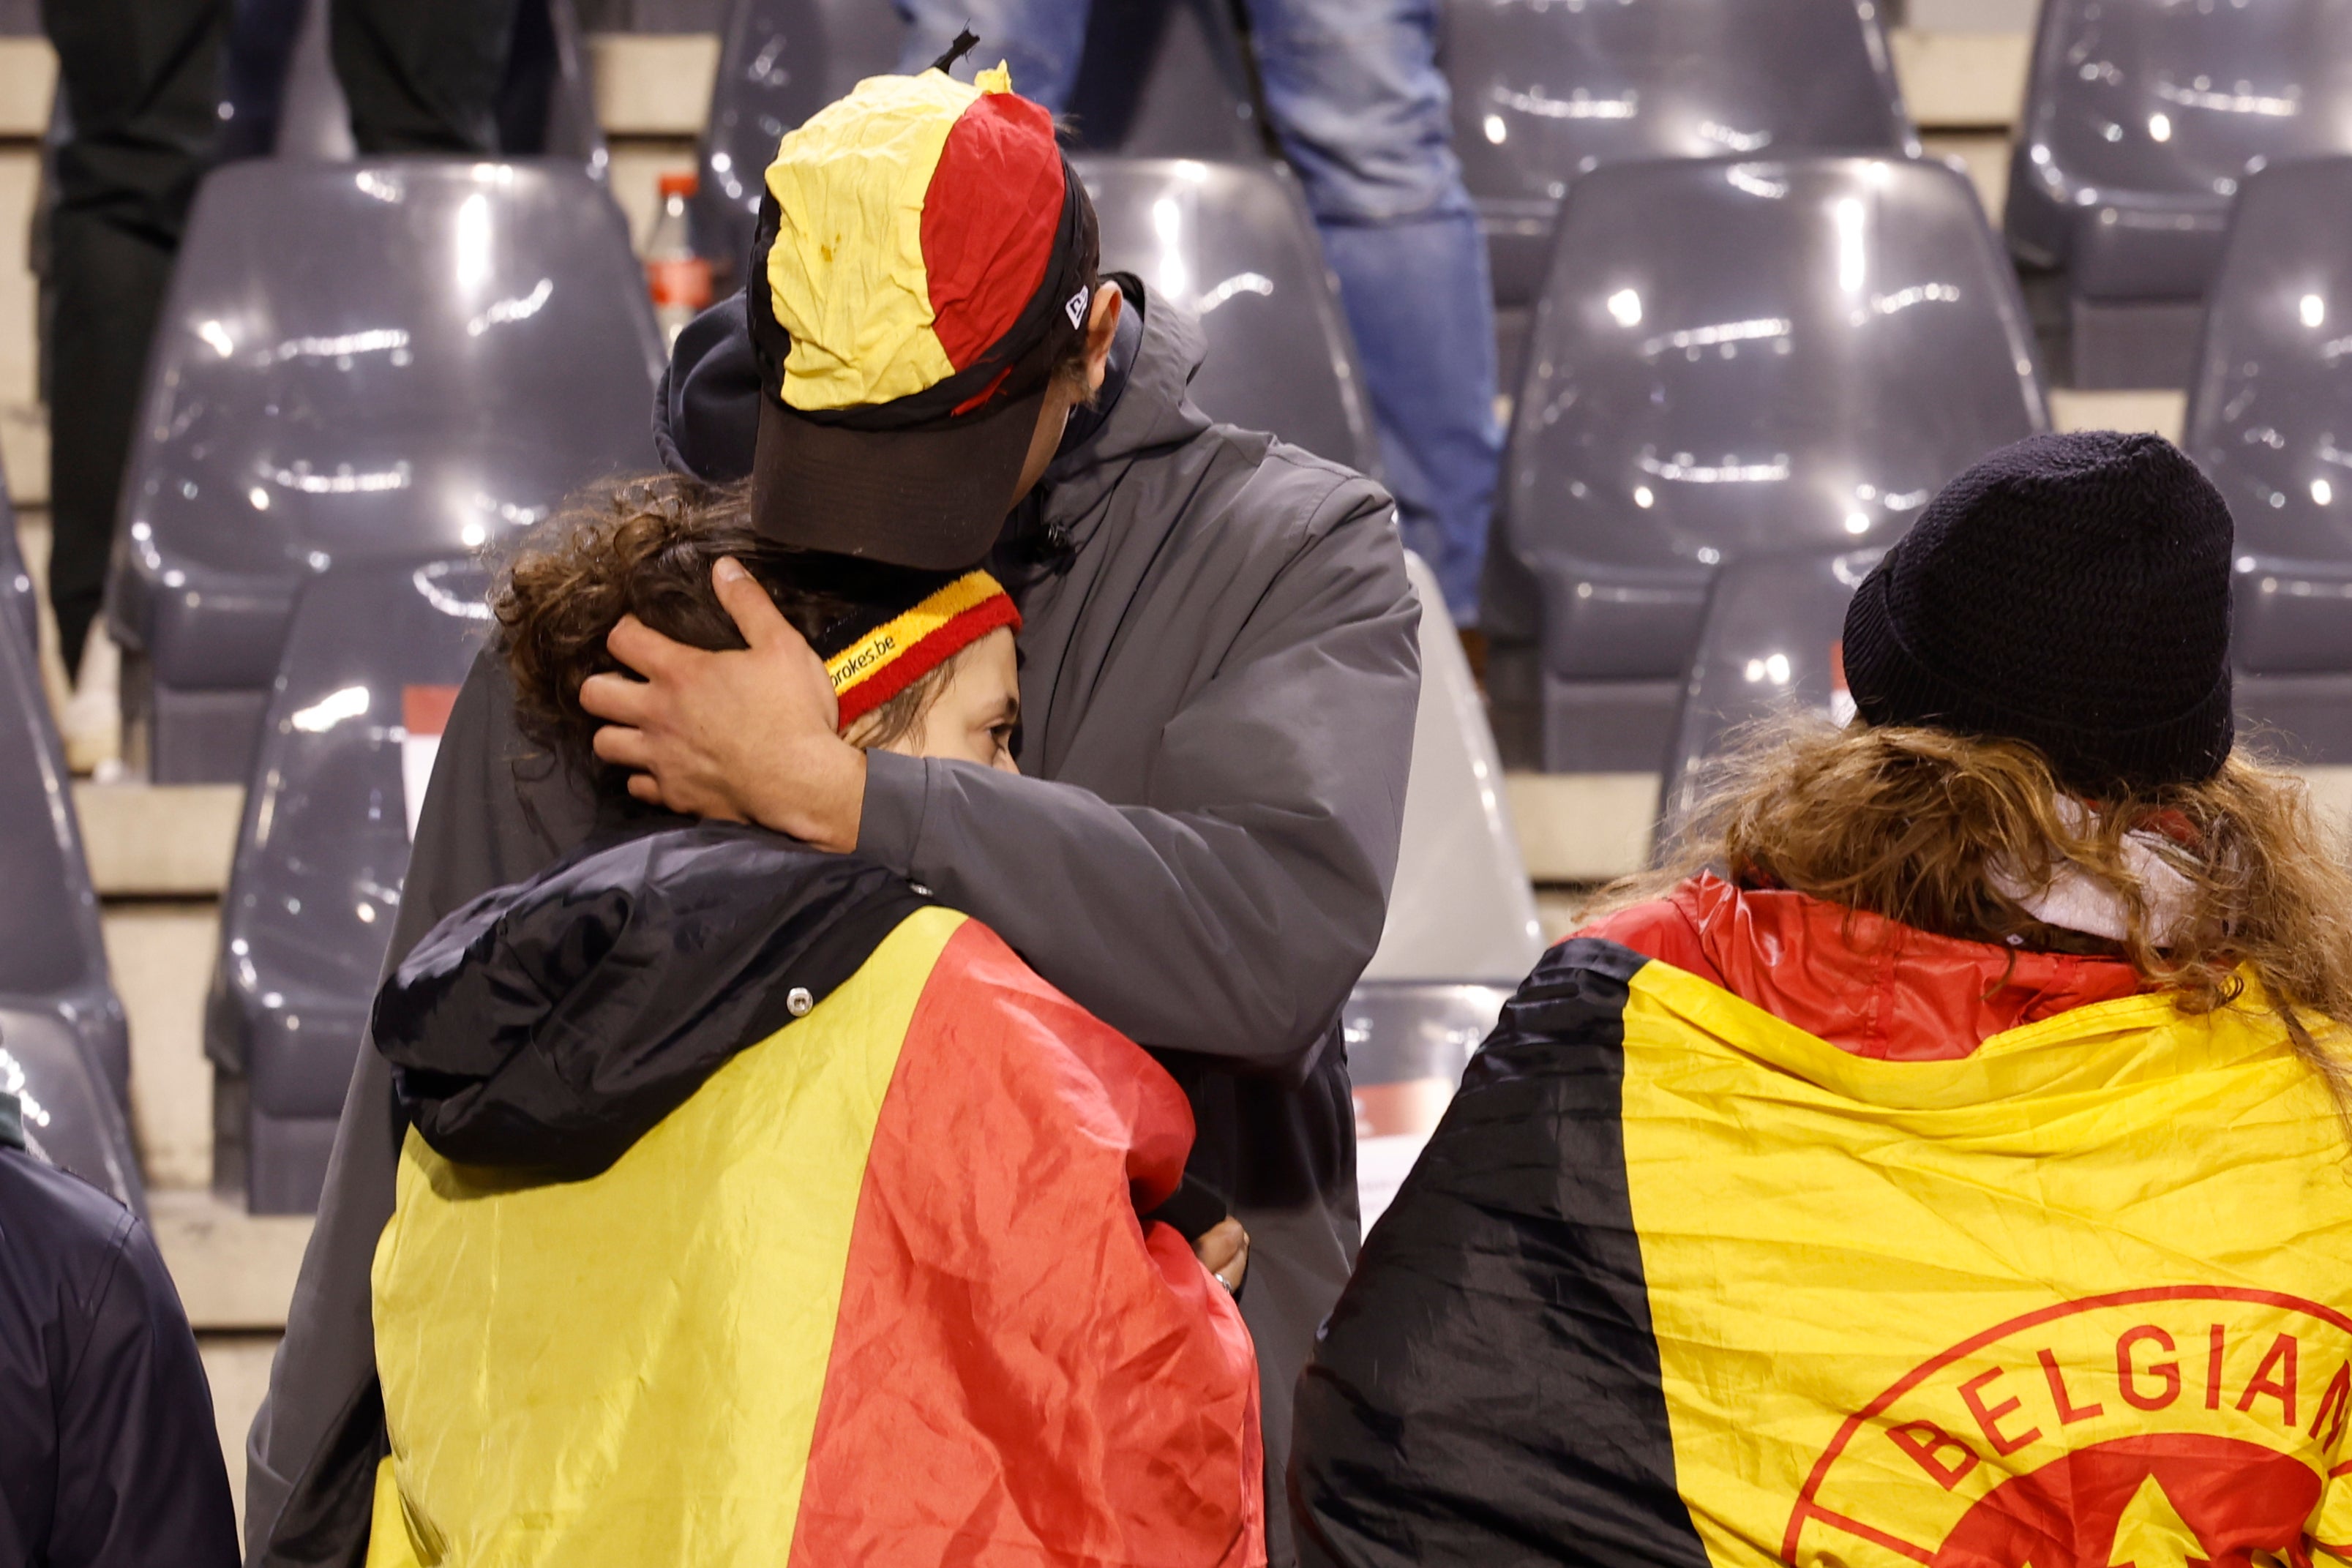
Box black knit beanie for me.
[1840,430,2234,796]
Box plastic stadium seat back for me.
[690,0,904,285]
[107,159,660,783]
[1076,156,1380,477]
[692,0,1266,293]
[2179,157,2352,760]
[1442,0,1914,306]
[274,0,610,172]
[0,1008,145,1216]
[1494,154,2045,771]
[2189,157,2352,673]
[2,491,29,656]
[2005,0,2352,301]
[208,559,492,1214]
[1349,552,1543,1230]
[1657,544,1871,836]
[0,588,130,1107]
[1,1010,143,1210]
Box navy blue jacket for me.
[0,1092,237,1566]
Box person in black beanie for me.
[1289,431,2352,1567]
[1841,429,2236,797]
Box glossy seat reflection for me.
[2005,0,2352,388]
[0,544,141,1211]
[106,160,662,784]
[1485,154,2045,773]
[1076,155,1380,476]
[1,485,29,651]
[2185,156,2352,765]
[207,560,490,1214]
[1657,544,1874,837]
[1441,0,1914,307]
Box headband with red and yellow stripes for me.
[825,571,1021,732]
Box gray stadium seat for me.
[2006,0,2352,389]
[0,1010,144,1215]
[1483,154,2046,775]
[1347,552,1542,1231]
[3,500,29,653]
[106,159,662,784]
[692,0,1264,292]
[270,0,609,172]
[1076,156,1381,477]
[1440,0,1915,309]
[1657,544,1873,837]
[2182,156,2352,765]
[206,558,490,1214]
[0,569,140,1212]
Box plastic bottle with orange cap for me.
[645,172,713,348]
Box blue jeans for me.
[898,0,1502,624]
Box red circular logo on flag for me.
[1786,1288,2352,1568]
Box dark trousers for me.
[40,0,523,677]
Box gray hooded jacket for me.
[241,281,1419,1567]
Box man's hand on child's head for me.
[580,558,866,852]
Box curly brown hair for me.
[1595,718,2352,1113]
[493,475,971,795]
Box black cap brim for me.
[751,386,1043,571]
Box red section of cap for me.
[921,93,1065,372]
[658,170,698,198]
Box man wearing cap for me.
[244,63,1417,1568]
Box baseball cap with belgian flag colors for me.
[746,59,1098,570]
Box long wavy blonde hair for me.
[1599,719,2352,1108]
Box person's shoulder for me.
[1570,890,1717,981]
[0,1147,141,1306]
[1183,424,1396,544]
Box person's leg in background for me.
[892,0,1091,110]
[41,0,230,684]
[1243,0,1501,627]
[332,0,522,154]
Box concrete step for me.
[1890,28,2031,132]
[1508,772,1658,884]
[78,782,242,897]
[0,36,49,137]
[2050,388,2187,444]
[587,31,719,138]
[151,1188,312,1331]
[102,899,222,1191]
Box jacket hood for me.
[1033,275,1213,540]
[651,276,1213,560]
[1578,874,2149,1062]
[372,822,926,1176]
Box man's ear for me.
[1084,285,1123,394]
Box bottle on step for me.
[647,172,713,349]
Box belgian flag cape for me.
[1294,920,2352,1568]
[359,825,1264,1568]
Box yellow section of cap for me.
[764,69,1013,412]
